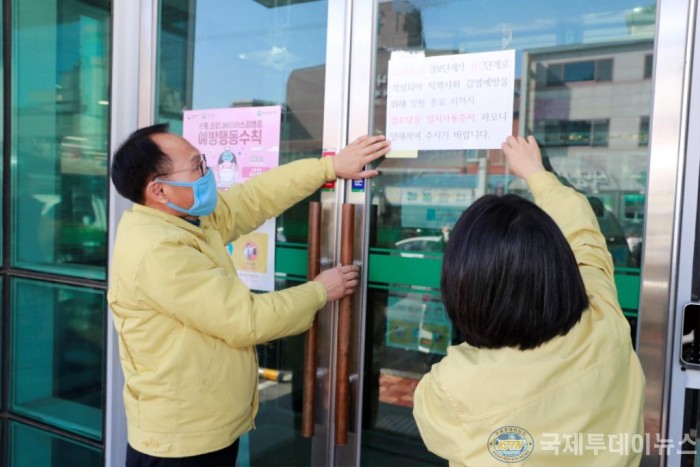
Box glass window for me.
[252,278,314,465]
[563,60,596,82]
[537,119,610,147]
[157,0,327,244]
[156,1,329,463]
[546,63,563,86]
[0,5,3,264]
[592,119,610,146]
[644,53,654,78]
[547,59,613,86]
[365,0,655,463]
[639,115,650,146]
[565,120,594,145]
[0,278,2,409]
[8,421,102,467]
[11,0,110,280]
[10,278,105,440]
[596,58,613,81]
[361,288,450,466]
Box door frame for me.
[637,0,697,465]
[313,0,356,466]
[106,0,158,466]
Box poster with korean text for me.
[386,49,515,156]
[183,106,281,291]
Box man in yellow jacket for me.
[108,123,389,466]
[413,136,644,466]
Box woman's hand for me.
[332,135,391,180]
[501,135,546,180]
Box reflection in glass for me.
[522,40,651,271]
[361,289,447,466]
[681,388,700,465]
[366,0,655,464]
[157,1,328,464]
[0,6,3,263]
[158,0,328,244]
[11,0,110,279]
[372,1,653,263]
[0,278,2,407]
[251,278,312,465]
[8,421,102,467]
[10,279,105,440]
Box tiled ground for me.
[378,373,420,408]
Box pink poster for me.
[183,106,282,291]
[183,106,281,189]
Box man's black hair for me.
[441,194,589,350]
[111,123,172,204]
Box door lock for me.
[681,303,700,370]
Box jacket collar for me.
[132,203,207,237]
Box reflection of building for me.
[523,39,653,256]
[284,5,651,265]
[285,66,325,154]
[284,3,428,153]
[374,3,426,135]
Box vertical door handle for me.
[335,203,355,445]
[302,201,322,438]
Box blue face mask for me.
[156,168,218,217]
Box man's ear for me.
[144,180,169,206]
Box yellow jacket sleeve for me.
[526,171,622,317]
[208,157,335,244]
[413,371,467,463]
[135,240,327,347]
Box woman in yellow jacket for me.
[109,124,389,466]
[413,136,645,466]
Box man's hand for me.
[333,135,390,180]
[314,265,359,302]
[501,135,546,180]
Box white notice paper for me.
[386,49,515,154]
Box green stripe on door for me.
[275,245,641,317]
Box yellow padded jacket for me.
[108,158,334,457]
[413,171,645,466]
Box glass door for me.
[144,1,688,466]
[155,0,343,465]
[346,0,659,465]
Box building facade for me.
[0,0,698,466]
